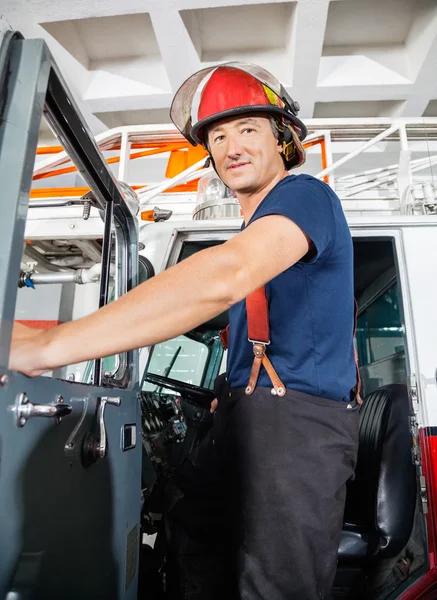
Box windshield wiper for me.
[154,345,182,395]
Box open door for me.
[0,29,142,599]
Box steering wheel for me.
[142,372,215,409]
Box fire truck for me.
[1,25,437,600]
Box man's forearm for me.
[12,322,41,341]
[40,244,238,371]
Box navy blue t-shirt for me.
[226,174,357,402]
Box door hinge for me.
[420,474,428,514]
[408,374,421,468]
[408,374,419,415]
[407,375,427,513]
[410,414,421,466]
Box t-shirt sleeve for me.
[249,178,336,262]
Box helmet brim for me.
[191,105,307,145]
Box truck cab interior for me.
[138,236,427,600]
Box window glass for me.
[82,256,154,384]
[140,240,227,392]
[356,313,371,367]
[367,285,404,362]
[356,284,404,367]
[142,335,209,391]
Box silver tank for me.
[193,197,241,220]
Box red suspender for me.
[246,286,270,344]
[220,287,286,397]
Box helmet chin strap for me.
[273,119,306,170]
[282,137,296,164]
[285,125,306,169]
[203,152,216,171]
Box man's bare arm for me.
[11,322,41,341]
[9,215,309,376]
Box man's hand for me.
[9,330,50,377]
[9,322,52,377]
[210,398,218,413]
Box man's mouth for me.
[227,162,250,171]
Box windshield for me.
[142,335,210,391]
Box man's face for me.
[206,114,284,194]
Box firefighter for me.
[10,63,360,599]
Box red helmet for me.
[170,62,307,147]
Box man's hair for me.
[269,117,281,141]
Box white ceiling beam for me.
[315,85,412,103]
[22,0,292,23]
[23,0,163,23]
[288,0,331,118]
[174,0,293,8]
[4,0,436,134]
[149,8,201,92]
[83,85,415,117]
[396,3,437,117]
[84,93,173,114]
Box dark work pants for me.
[170,384,360,600]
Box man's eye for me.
[242,128,254,134]
[214,135,224,143]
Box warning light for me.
[140,210,155,222]
[140,207,173,222]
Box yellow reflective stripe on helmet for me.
[262,84,284,108]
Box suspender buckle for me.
[245,341,286,397]
[248,338,270,346]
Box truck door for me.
[0,31,142,599]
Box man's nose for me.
[226,135,244,158]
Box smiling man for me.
[10,63,360,599]
[208,116,283,199]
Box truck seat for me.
[338,384,417,561]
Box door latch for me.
[81,396,121,467]
[97,396,121,458]
[14,393,72,427]
[408,374,419,415]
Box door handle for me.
[14,393,72,427]
[97,396,121,458]
[81,396,121,467]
